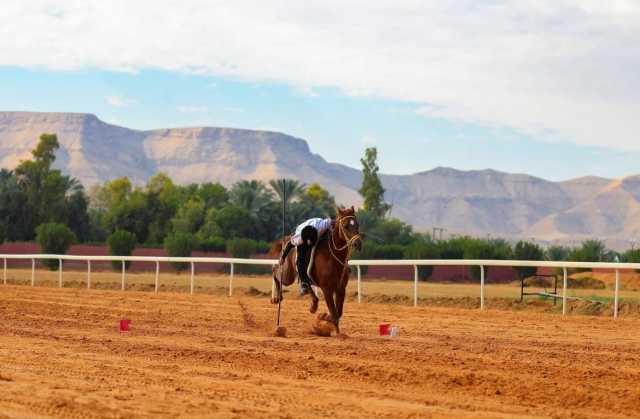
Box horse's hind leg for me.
[309,287,319,313]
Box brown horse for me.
[271,206,362,335]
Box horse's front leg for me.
[322,287,340,334]
[270,275,282,304]
[309,287,319,313]
[335,285,346,320]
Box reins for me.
[328,215,361,285]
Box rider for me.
[280,217,334,296]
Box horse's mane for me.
[269,235,291,257]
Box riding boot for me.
[296,245,312,296]
[280,241,294,264]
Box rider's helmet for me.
[300,225,318,246]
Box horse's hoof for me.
[312,318,335,337]
[337,332,349,340]
[270,297,281,305]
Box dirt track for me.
[1,285,639,418]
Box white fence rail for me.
[1,254,636,318]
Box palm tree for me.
[229,180,275,215]
[269,179,306,207]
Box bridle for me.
[328,215,361,268]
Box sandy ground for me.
[1,285,640,419]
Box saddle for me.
[274,230,331,288]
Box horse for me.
[271,206,362,335]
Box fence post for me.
[190,262,195,295]
[357,265,362,304]
[58,259,62,288]
[3,258,6,285]
[229,263,234,297]
[87,260,91,289]
[121,261,126,291]
[414,265,418,307]
[31,259,35,286]
[614,269,620,319]
[562,267,568,316]
[154,261,160,293]
[480,265,485,310]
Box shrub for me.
[513,241,544,280]
[623,248,640,273]
[352,241,377,275]
[226,238,258,258]
[568,276,606,289]
[35,223,77,270]
[372,244,406,259]
[164,232,196,271]
[404,241,439,280]
[106,230,137,270]
[227,238,266,274]
[436,237,466,259]
[198,236,226,252]
[256,240,271,254]
[0,224,5,245]
[568,240,611,273]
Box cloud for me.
[105,95,137,107]
[177,105,209,113]
[3,1,640,151]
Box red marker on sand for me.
[119,319,131,333]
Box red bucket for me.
[119,319,131,333]
[379,323,391,336]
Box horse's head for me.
[335,206,362,251]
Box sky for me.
[2,0,640,181]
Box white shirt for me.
[291,218,332,246]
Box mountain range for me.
[1,111,638,249]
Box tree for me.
[107,230,137,270]
[463,238,512,281]
[568,240,612,273]
[35,223,76,270]
[513,241,544,280]
[358,147,390,217]
[14,134,67,235]
[545,245,570,262]
[164,232,196,271]
[171,198,205,234]
[269,179,306,207]
[213,205,255,239]
[197,182,229,209]
[65,186,91,242]
[104,188,150,243]
[13,134,87,240]
[404,240,439,280]
[436,237,466,259]
[0,169,28,240]
[229,180,275,215]
[145,173,181,244]
[371,218,414,246]
[300,183,336,217]
[269,179,306,234]
[623,248,640,273]
[570,240,609,262]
